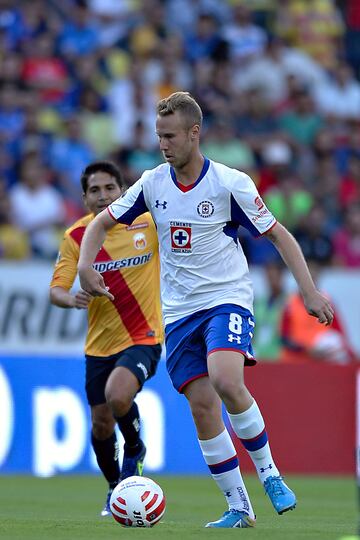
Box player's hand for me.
[303,290,334,326]
[72,290,93,309]
[78,266,114,301]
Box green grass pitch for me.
[0,475,357,539]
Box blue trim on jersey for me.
[241,429,268,451]
[208,455,239,475]
[230,194,260,237]
[170,157,210,190]
[116,189,148,224]
[223,221,238,244]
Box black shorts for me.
[85,344,162,406]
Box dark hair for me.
[80,161,123,193]
[156,91,203,129]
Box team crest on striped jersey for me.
[133,232,147,250]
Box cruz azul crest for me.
[170,221,192,253]
[197,200,214,218]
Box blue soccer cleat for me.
[264,475,297,514]
[205,509,256,528]
[100,488,113,517]
[121,439,146,480]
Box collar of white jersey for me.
[170,156,210,191]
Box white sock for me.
[228,401,280,483]
[199,429,255,518]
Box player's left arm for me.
[264,222,334,326]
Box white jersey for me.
[108,158,276,325]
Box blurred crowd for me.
[0,0,360,265]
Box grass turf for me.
[0,475,357,539]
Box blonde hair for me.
[156,91,203,128]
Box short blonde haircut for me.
[156,91,203,129]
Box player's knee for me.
[190,396,215,424]
[106,391,132,417]
[92,417,114,440]
[213,377,247,402]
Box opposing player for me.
[49,161,163,516]
[77,94,334,528]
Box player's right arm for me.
[78,209,116,300]
[78,176,150,298]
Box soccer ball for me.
[110,475,166,527]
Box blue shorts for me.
[165,304,256,393]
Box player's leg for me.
[85,355,120,516]
[165,311,254,527]
[206,307,296,514]
[105,344,161,480]
[183,376,256,528]
[208,352,296,514]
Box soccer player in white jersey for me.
[78,92,334,528]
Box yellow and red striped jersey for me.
[50,213,163,356]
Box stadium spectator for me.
[222,4,267,65]
[57,2,99,58]
[9,106,51,166]
[234,88,281,156]
[311,154,342,227]
[183,12,226,64]
[78,85,117,158]
[165,0,231,34]
[107,60,158,149]
[20,32,70,105]
[78,91,335,528]
[274,0,345,70]
[257,139,293,195]
[280,261,353,364]
[194,60,237,125]
[0,178,29,259]
[314,61,360,121]
[122,120,162,182]
[201,118,255,172]
[278,86,323,147]
[49,114,96,208]
[339,152,360,209]
[9,151,65,259]
[50,160,163,517]
[0,51,23,85]
[129,0,170,60]
[341,0,360,78]
[232,35,326,107]
[253,261,287,361]
[265,173,313,232]
[87,0,138,47]
[294,204,334,266]
[333,204,360,267]
[0,84,25,143]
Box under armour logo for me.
[228,334,242,344]
[260,464,273,473]
[155,200,167,209]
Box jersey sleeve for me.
[228,171,277,237]
[108,174,149,225]
[50,233,79,290]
